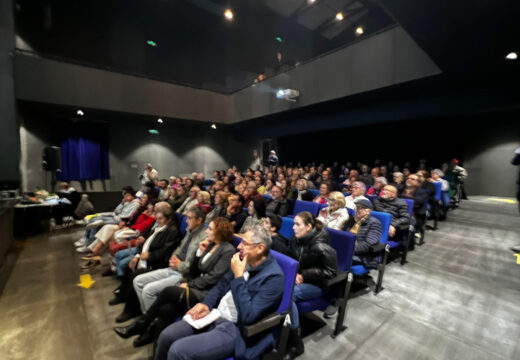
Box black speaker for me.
[43,146,61,171]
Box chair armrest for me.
[324,272,347,287]
[369,243,387,253]
[244,312,284,338]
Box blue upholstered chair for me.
[307,189,320,198]
[295,228,356,338]
[279,217,295,240]
[351,211,391,294]
[290,200,320,218]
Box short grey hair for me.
[393,172,404,178]
[250,224,272,255]
[432,169,444,177]
[375,177,388,185]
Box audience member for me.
[313,183,330,205]
[373,185,410,238]
[225,194,248,232]
[141,163,159,185]
[366,176,387,196]
[317,191,349,230]
[239,197,266,233]
[345,181,368,210]
[205,190,228,224]
[265,185,290,217]
[176,186,199,214]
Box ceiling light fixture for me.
[146,40,157,47]
[224,9,234,21]
[76,109,84,116]
[211,124,217,129]
[308,0,316,4]
[157,118,163,124]
[505,52,518,60]
[355,26,364,35]
[276,89,300,102]
[336,12,344,21]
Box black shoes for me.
[115,311,139,323]
[133,329,155,347]
[113,318,148,339]
[109,296,124,306]
[283,327,304,360]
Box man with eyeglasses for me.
[155,224,284,360]
[373,185,410,238]
[225,194,248,232]
[345,181,369,210]
[265,185,289,217]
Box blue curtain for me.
[58,137,110,181]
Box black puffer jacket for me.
[373,197,410,228]
[290,228,338,288]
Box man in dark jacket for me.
[344,199,382,268]
[266,185,290,217]
[400,174,428,246]
[225,194,248,232]
[155,224,284,360]
[373,185,410,238]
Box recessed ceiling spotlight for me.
[211,124,217,129]
[157,118,163,124]
[505,52,518,60]
[355,26,364,35]
[336,12,344,21]
[308,0,316,4]
[224,9,234,21]
[76,109,84,116]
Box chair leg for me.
[401,232,410,265]
[375,248,389,294]
[332,273,352,338]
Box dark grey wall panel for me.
[13,54,232,123]
[230,26,441,122]
[0,0,19,185]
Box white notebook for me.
[183,309,222,329]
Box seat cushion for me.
[351,264,369,276]
[296,298,330,313]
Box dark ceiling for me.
[14,0,395,93]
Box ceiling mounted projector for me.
[276,88,300,102]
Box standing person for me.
[267,150,279,171]
[511,147,520,253]
[141,163,159,186]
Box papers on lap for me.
[183,309,222,329]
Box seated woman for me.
[313,182,330,205]
[316,191,349,230]
[79,194,150,266]
[263,178,275,196]
[113,217,236,347]
[195,190,212,214]
[112,203,180,323]
[205,190,228,225]
[286,212,338,359]
[238,197,266,234]
[167,186,187,212]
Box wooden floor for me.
[1,197,519,360]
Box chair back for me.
[232,235,241,248]
[263,194,272,201]
[179,215,188,238]
[370,211,391,245]
[402,198,414,216]
[366,194,377,203]
[325,228,356,272]
[433,181,442,201]
[279,217,295,240]
[346,207,355,217]
[308,189,320,198]
[271,250,299,314]
[292,200,320,217]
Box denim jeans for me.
[115,247,138,276]
[290,283,323,328]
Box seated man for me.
[225,194,248,233]
[373,185,410,239]
[400,174,428,245]
[243,181,262,207]
[265,185,290,217]
[345,181,369,210]
[176,186,200,214]
[366,177,388,197]
[155,225,284,360]
[132,207,207,312]
[343,199,382,268]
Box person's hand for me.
[389,225,396,237]
[135,236,145,245]
[129,257,138,270]
[187,303,210,320]
[231,252,248,278]
[295,274,304,285]
[319,209,327,217]
[199,239,210,252]
[169,255,180,269]
[179,282,188,289]
[140,252,149,260]
[119,221,126,228]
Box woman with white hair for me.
[317,191,349,230]
[366,177,388,197]
[429,169,450,208]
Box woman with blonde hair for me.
[317,191,349,230]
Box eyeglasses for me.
[240,239,259,247]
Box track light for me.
[224,9,234,21]
[355,26,364,35]
[76,110,84,116]
[157,118,163,124]
[506,52,518,60]
[211,124,217,129]
[336,12,344,21]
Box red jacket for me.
[131,213,155,233]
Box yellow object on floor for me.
[515,254,520,265]
[488,198,517,204]
[77,274,95,289]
